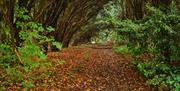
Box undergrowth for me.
[104,2,180,91]
[0,7,62,89]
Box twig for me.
[14,48,23,65]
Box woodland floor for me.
[7,44,151,91]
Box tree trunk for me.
[123,0,145,19]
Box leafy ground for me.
[6,44,151,91]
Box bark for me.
[175,0,180,9]
[122,0,145,19]
[2,0,18,46]
[120,0,173,19]
[151,0,172,7]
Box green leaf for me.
[52,42,63,50]
[46,26,55,32]
[39,52,46,60]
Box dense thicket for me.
[103,0,180,90]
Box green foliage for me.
[0,7,62,89]
[133,61,171,77]
[113,45,129,54]
[0,44,17,67]
[21,79,33,89]
[6,67,24,80]
[148,74,180,91]
[109,4,180,61]
[90,1,121,44]
[14,7,31,21]
[133,60,180,90]
[15,7,55,69]
[0,20,12,43]
[90,30,117,44]
[52,42,63,50]
[105,2,180,90]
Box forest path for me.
[47,45,150,91]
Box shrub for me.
[0,7,62,89]
[106,2,180,90]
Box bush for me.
[0,7,62,89]
[107,2,180,90]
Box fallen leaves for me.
[46,45,150,91]
[5,45,150,90]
